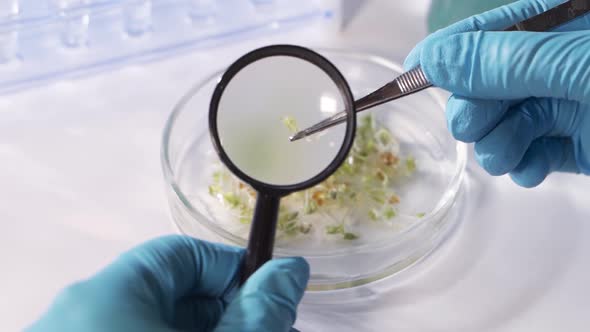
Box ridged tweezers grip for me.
[394,66,431,94]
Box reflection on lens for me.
[320,94,338,114]
[216,56,348,186]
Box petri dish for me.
[161,49,467,292]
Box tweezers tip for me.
[289,132,304,142]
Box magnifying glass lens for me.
[217,56,347,186]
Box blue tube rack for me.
[0,0,330,93]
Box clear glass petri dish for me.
[161,49,467,291]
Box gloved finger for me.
[214,257,310,332]
[95,236,243,314]
[404,0,565,70]
[446,95,516,142]
[510,137,579,188]
[474,98,582,175]
[173,297,225,331]
[420,30,590,102]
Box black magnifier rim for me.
[209,44,356,196]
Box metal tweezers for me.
[290,0,590,142]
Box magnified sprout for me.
[216,56,347,186]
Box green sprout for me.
[278,211,299,225]
[222,193,240,208]
[212,171,222,183]
[282,116,298,133]
[368,209,379,221]
[343,232,359,240]
[326,224,344,235]
[304,199,318,214]
[326,224,358,240]
[377,128,392,145]
[208,185,220,196]
[406,157,417,173]
[277,211,301,236]
[384,207,396,220]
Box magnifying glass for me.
[209,45,356,283]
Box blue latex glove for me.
[26,235,309,332]
[405,0,590,187]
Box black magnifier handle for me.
[240,192,281,284]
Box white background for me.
[2,1,590,331]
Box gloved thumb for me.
[419,30,590,102]
[214,257,310,332]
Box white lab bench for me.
[1,1,589,331]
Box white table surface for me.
[2,1,590,331]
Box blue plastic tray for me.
[0,0,330,93]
